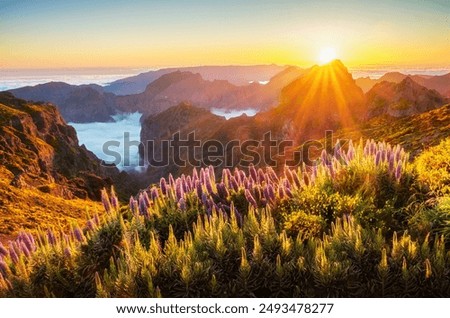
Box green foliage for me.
[283,210,324,239]
[415,138,450,196]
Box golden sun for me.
[318,47,337,65]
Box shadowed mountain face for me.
[0,92,121,200]
[9,82,117,123]
[356,72,450,96]
[366,77,447,118]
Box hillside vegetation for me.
[1,138,449,297]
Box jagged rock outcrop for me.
[0,92,122,200]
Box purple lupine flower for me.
[186,175,193,191]
[268,167,279,183]
[47,229,57,245]
[86,219,95,231]
[370,140,376,155]
[395,160,402,181]
[248,178,254,190]
[160,178,168,195]
[73,226,84,243]
[64,247,72,258]
[201,193,208,207]
[263,186,271,203]
[181,175,188,193]
[18,232,34,252]
[382,149,388,162]
[8,243,19,264]
[364,139,370,156]
[62,233,70,244]
[0,243,7,257]
[178,198,186,211]
[243,178,249,190]
[230,176,239,192]
[278,186,285,199]
[129,196,136,212]
[394,146,402,163]
[375,151,382,166]
[347,142,355,161]
[253,186,262,203]
[101,189,111,213]
[142,191,151,207]
[303,173,310,186]
[192,167,199,182]
[169,174,175,187]
[267,184,275,201]
[208,165,216,181]
[110,187,119,211]
[284,178,291,190]
[0,259,8,277]
[292,171,301,188]
[245,189,258,208]
[138,194,148,217]
[388,152,395,173]
[151,187,159,200]
[233,168,242,184]
[284,167,293,183]
[200,168,206,184]
[20,242,30,258]
[239,170,246,184]
[321,149,328,165]
[93,213,100,225]
[257,168,265,184]
[195,180,203,198]
[334,140,342,160]
[249,164,258,182]
[205,173,214,195]
[222,168,230,186]
[217,182,229,200]
[284,186,293,198]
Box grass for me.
[0,167,102,243]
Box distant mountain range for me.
[104,65,287,95]
[356,71,450,97]
[6,64,449,124]
[9,66,306,122]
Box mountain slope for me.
[0,92,120,200]
[276,60,367,140]
[366,77,447,118]
[9,82,117,122]
[356,71,450,96]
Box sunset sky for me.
[1,0,449,69]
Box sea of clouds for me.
[69,113,143,171]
